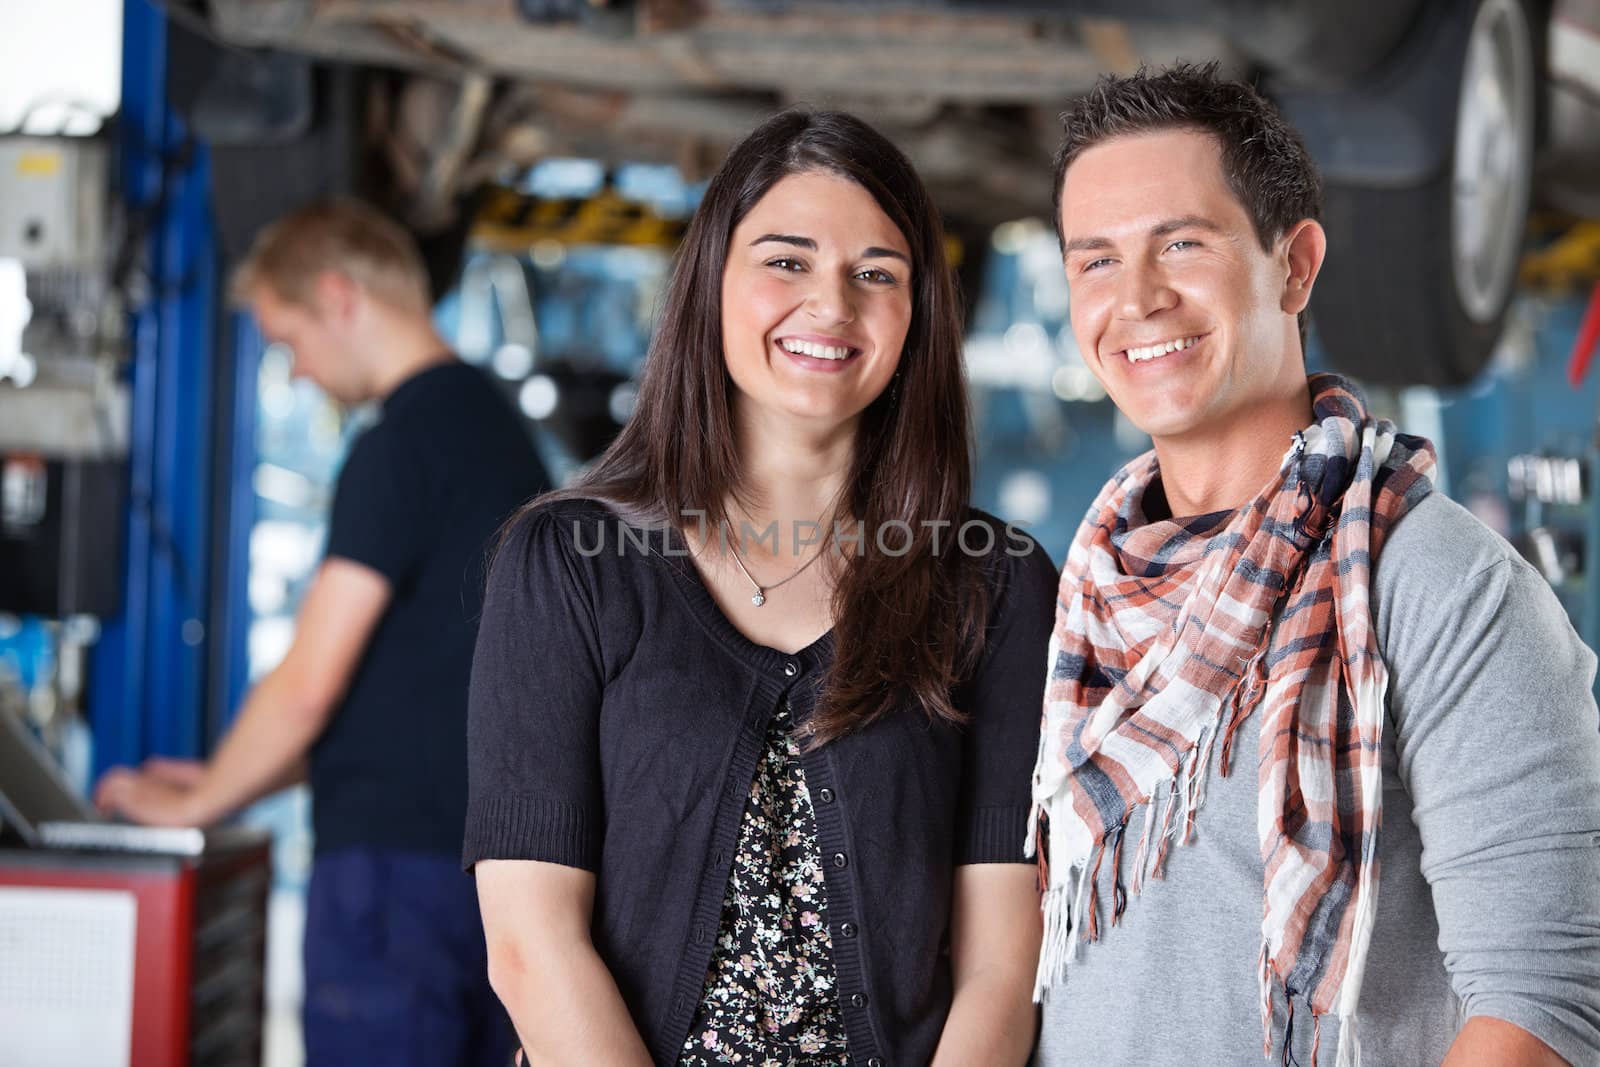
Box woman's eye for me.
[855,267,897,284]
[766,257,806,272]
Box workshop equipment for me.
[0,704,271,1067]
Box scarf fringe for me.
[1032,849,1096,1002]
[1221,644,1268,777]
[1336,1010,1361,1067]
[1259,942,1273,1060]
[1256,944,1360,1067]
[1129,783,1158,895]
[1033,720,1228,1002]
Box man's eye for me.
[1167,240,1198,252]
[1083,258,1113,272]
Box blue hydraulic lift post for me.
[215,314,262,734]
[148,56,216,760]
[89,0,217,775]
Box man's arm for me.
[94,557,391,826]
[1375,500,1600,1066]
[1444,1017,1568,1067]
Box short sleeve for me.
[325,429,433,584]
[461,505,607,872]
[954,523,1061,865]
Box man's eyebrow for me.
[1062,216,1228,258]
[751,234,910,266]
[1062,235,1114,257]
[1150,215,1225,238]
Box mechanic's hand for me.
[93,767,201,827]
[141,756,207,788]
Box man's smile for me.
[1106,332,1209,364]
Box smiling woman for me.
[533,108,992,745]
[464,109,1058,1067]
[720,172,912,440]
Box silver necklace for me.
[724,512,830,607]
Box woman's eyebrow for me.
[750,234,910,265]
[862,246,910,265]
[751,233,816,249]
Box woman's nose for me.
[804,273,856,325]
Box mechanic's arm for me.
[930,863,1041,1066]
[1382,555,1600,1067]
[95,557,390,826]
[477,859,652,1066]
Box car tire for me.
[1293,0,1538,386]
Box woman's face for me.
[720,170,914,431]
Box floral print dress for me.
[678,704,851,1066]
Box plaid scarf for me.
[1026,374,1435,1065]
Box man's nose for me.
[1115,263,1177,320]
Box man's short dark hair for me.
[1051,62,1323,343]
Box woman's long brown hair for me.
[538,108,987,744]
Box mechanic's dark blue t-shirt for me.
[314,359,549,856]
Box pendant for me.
[751,592,766,606]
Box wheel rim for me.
[1451,0,1536,324]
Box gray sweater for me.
[1033,491,1600,1067]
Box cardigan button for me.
[783,661,798,677]
[849,992,868,1009]
[817,787,834,803]
[867,1058,884,1067]
[839,921,857,938]
[831,852,848,869]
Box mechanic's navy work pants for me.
[303,848,516,1067]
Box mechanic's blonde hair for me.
[231,197,430,314]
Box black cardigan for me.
[463,498,1058,1066]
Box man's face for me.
[1058,129,1307,448]
[249,282,363,404]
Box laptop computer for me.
[0,708,255,856]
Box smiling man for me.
[1027,64,1600,1066]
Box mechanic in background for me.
[96,198,548,1067]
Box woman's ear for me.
[1279,219,1327,316]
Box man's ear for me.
[311,269,361,326]
[1279,219,1327,316]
